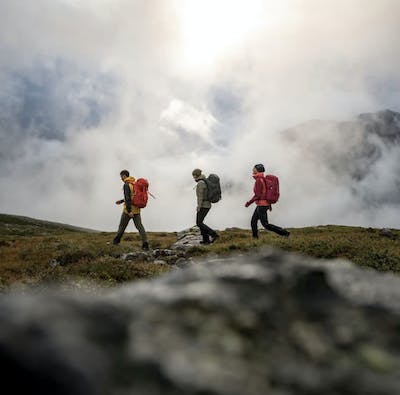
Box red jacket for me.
[247,173,269,206]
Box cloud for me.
[160,99,219,148]
[0,0,399,231]
[276,110,400,228]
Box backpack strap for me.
[260,177,267,198]
[260,176,271,206]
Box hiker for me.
[113,170,149,250]
[245,164,290,238]
[192,168,219,244]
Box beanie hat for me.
[192,168,202,177]
[254,164,265,172]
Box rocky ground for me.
[1,247,400,395]
[122,227,204,268]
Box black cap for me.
[254,164,265,172]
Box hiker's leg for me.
[259,206,289,236]
[133,214,148,244]
[265,223,290,236]
[258,206,269,228]
[250,207,260,238]
[203,223,217,239]
[201,208,217,239]
[113,212,130,244]
[196,208,213,242]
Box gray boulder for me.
[1,248,400,395]
[173,227,203,249]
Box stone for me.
[152,249,176,257]
[48,259,61,267]
[153,260,167,265]
[1,248,400,394]
[174,257,194,268]
[172,227,203,250]
[122,252,151,261]
[380,228,396,239]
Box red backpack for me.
[263,175,280,204]
[131,178,150,208]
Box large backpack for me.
[263,174,280,204]
[131,178,150,208]
[204,174,221,203]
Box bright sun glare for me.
[180,0,265,70]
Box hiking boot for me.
[142,242,149,251]
[112,240,120,245]
[210,233,219,243]
[282,230,290,237]
[200,240,210,245]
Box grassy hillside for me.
[0,213,98,236]
[0,215,399,291]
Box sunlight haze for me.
[0,0,399,231]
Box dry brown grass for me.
[0,222,399,291]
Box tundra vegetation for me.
[0,214,399,291]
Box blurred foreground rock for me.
[1,248,400,395]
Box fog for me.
[0,0,399,231]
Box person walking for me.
[245,164,290,238]
[192,168,219,244]
[113,170,149,250]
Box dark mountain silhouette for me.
[0,213,98,236]
[282,109,400,206]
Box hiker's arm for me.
[197,181,207,210]
[245,179,263,206]
[123,183,132,213]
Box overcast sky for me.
[0,0,399,231]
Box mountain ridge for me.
[0,213,99,236]
[281,109,400,206]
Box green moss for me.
[0,224,399,291]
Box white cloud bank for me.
[0,0,399,231]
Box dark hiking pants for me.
[113,212,148,244]
[251,206,288,238]
[196,207,217,242]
